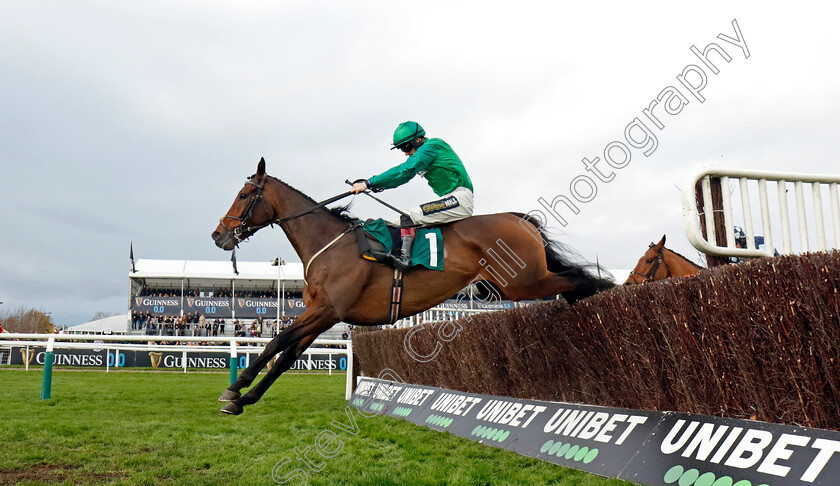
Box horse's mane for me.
[664,247,704,269]
[266,175,358,224]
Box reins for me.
[220,174,355,244]
[223,174,411,245]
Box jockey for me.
[351,121,474,270]
[730,226,779,263]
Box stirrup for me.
[392,254,411,272]
[394,234,414,271]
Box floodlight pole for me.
[271,257,286,337]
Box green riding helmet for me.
[391,121,425,149]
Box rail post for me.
[229,339,237,385]
[345,341,354,401]
[41,337,55,399]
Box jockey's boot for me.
[393,235,414,272]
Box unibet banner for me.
[351,378,840,486]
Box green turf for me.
[0,369,636,485]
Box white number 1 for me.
[425,233,438,267]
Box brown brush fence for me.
[353,251,840,430]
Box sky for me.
[1,1,839,327]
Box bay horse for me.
[211,158,614,415]
[624,235,703,285]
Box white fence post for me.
[684,168,840,258]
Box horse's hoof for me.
[220,402,243,415]
[218,389,241,402]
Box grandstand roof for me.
[131,259,305,289]
[67,314,129,334]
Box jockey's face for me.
[399,138,421,156]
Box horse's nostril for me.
[211,231,220,240]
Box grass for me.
[0,369,635,485]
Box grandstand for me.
[127,259,355,340]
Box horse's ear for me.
[657,235,666,247]
[257,157,266,176]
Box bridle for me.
[219,174,275,244]
[628,244,669,283]
[218,174,356,246]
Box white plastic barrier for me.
[683,167,840,258]
[389,307,488,329]
[0,333,354,400]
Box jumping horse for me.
[211,158,614,414]
[624,235,703,285]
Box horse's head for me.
[211,157,277,251]
[624,235,667,285]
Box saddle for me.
[353,218,443,271]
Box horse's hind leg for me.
[501,272,576,302]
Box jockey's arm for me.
[367,143,438,191]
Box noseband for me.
[629,245,669,283]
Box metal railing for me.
[0,333,354,400]
[387,306,495,329]
[683,167,840,258]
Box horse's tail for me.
[512,213,615,304]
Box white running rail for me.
[683,168,840,258]
[0,333,354,400]
[389,307,489,329]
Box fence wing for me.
[682,167,840,259]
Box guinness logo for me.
[287,300,295,308]
[135,297,143,306]
[149,352,163,368]
[187,298,195,307]
[20,348,34,365]
[237,299,246,307]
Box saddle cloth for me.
[354,218,443,271]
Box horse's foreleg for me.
[219,328,298,402]
[223,331,320,414]
[222,322,311,395]
[220,310,337,414]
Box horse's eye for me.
[239,193,248,200]
[646,259,654,264]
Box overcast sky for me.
[2,1,838,327]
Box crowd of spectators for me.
[131,311,228,336]
[139,287,196,297]
[130,311,307,343]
